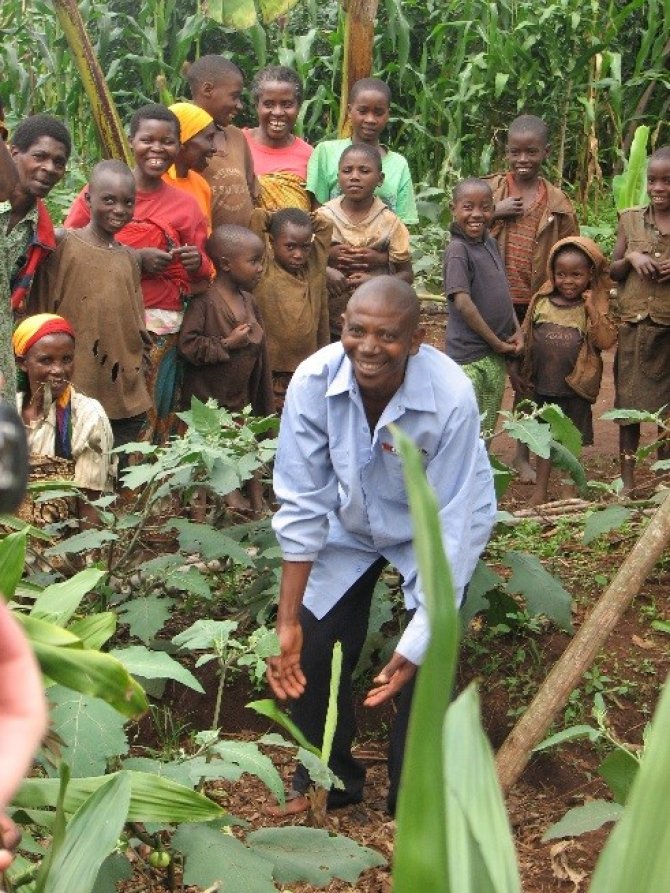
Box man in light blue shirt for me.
[267,277,496,815]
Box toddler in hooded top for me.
[484,114,579,482]
[317,143,413,337]
[610,147,670,494]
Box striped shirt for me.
[504,176,547,305]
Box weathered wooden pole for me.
[496,492,670,794]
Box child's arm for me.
[492,196,523,220]
[610,217,658,281]
[452,292,519,356]
[178,298,250,366]
[584,290,618,350]
[390,259,413,284]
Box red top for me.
[65,181,213,312]
[242,129,313,179]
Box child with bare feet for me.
[485,115,579,480]
[317,143,413,336]
[514,237,616,505]
[610,147,670,494]
[178,225,274,516]
[444,177,523,438]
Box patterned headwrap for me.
[13,314,76,459]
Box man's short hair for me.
[349,78,391,105]
[185,56,242,94]
[348,276,420,330]
[11,115,71,158]
[268,208,312,239]
[250,65,303,106]
[129,104,180,140]
[508,114,549,145]
[338,143,383,172]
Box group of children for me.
[2,57,670,509]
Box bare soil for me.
[126,310,670,892]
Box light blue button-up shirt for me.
[272,342,496,664]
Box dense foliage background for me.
[2,0,669,200]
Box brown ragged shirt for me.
[616,206,670,325]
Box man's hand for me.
[363,652,417,708]
[0,812,20,872]
[266,621,306,701]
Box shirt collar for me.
[0,199,39,224]
[325,347,437,414]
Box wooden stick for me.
[495,492,670,795]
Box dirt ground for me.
[126,310,670,892]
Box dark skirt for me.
[535,392,594,446]
[614,320,670,421]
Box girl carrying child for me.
[516,236,617,504]
[317,143,413,336]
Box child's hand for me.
[347,271,373,287]
[505,330,524,356]
[507,362,530,396]
[626,250,659,279]
[326,267,351,298]
[172,244,202,272]
[656,260,670,283]
[328,243,354,271]
[138,247,173,274]
[225,323,252,350]
[494,196,523,219]
[342,246,388,272]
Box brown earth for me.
[124,310,670,892]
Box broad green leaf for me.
[297,748,339,791]
[248,827,386,884]
[43,774,131,893]
[504,551,574,632]
[67,612,116,650]
[489,454,513,499]
[460,560,505,625]
[538,405,582,456]
[173,823,276,892]
[583,506,632,545]
[246,699,321,756]
[210,741,285,804]
[48,687,128,776]
[392,426,455,892]
[590,675,670,892]
[168,518,254,566]
[503,417,552,459]
[172,618,238,653]
[444,686,521,892]
[45,528,117,557]
[32,568,105,624]
[258,0,299,23]
[534,724,600,752]
[117,594,174,644]
[109,645,204,693]
[598,749,639,805]
[0,529,27,599]
[32,639,147,717]
[549,440,587,494]
[542,800,623,841]
[494,72,509,98]
[14,771,224,823]
[94,854,133,893]
[168,566,212,599]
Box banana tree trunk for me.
[52,0,132,165]
[337,0,379,137]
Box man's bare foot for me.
[266,793,309,817]
[513,457,537,484]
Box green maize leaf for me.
[612,125,649,211]
[32,568,105,625]
[321,641,342,766]
[32,638,148,717]
[109,645,204,693]
[14,770,224,823]
[392,425,455,892]
[16,612,83,647]
[35,764,70,893]
[534,725,600,752]
[259,0,300,23]
[247,699,321,756]
[42,773,131,893]
[589,675,670,892]
[67,612,116,650]
[444,686,521,892]
[0,529,28,599]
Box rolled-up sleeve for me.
[272,370,340,562]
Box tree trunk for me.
[52,0,132,165]
[337,0,379,137]
[495,493,670,795]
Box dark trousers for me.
[291,558,415,812]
